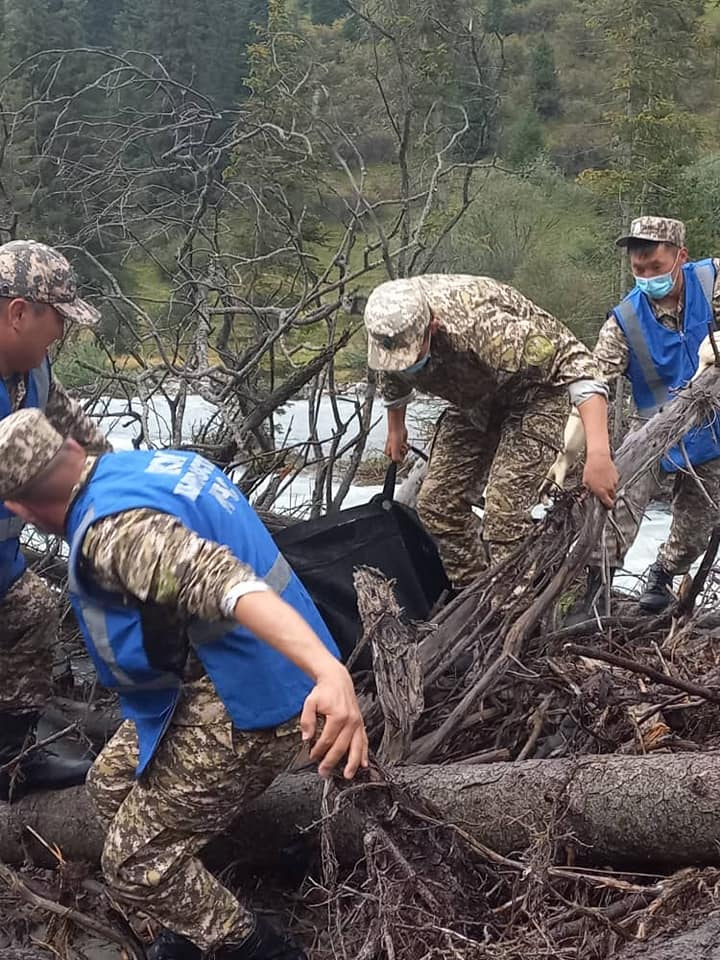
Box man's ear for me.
[678,246,690,267]
[4,500,34,524]
[5,298,29,330]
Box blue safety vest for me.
[613,259,720,472]
[0,359,51,595]
[66,450,339,775]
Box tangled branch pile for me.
[4,373,720,959]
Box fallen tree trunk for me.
[619,914,720,959]
[4,753,720,871]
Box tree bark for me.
[619,914,720,959]
[4,754,720,871]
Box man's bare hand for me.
[582,452,618,509]
[384,424,409,462]
[300,662,368,779]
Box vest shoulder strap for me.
[32,359,51,411]
[615,297,667,411]
[690,260,716,320]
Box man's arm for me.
[233,591,367,778]
[377,372,412,463]
[81,509,368,778]
[576,394,617,508]
[592,315,630,383]
[46,379,111,455]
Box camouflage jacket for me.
[3,372,110,455]
[377,275,606,424]
[594,258,720,381]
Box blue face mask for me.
[401,351,431,376]
[634,254,680,300]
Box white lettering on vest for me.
[146,452,186,476]
[209,477,240,514]
[174,455,214,502]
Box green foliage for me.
[114,0,268,105]
[582,0,706,219]
[1,0,720,384]
[439,162,615,343]
[52,337,112,388]
[529,37,559,118]
[302,0,347,24]
[506,109,545,167]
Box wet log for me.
[619,914,720,959]
[4,754,720,871]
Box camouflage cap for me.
[0,409,64,500]
[0,240,100,325]
[616,216,686,249]
[364,278,431,371]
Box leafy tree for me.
[114,0,268,105]
[304,0,347,25]
[581,0,705,223]
[506,108,544,167]
[530,37,559,118]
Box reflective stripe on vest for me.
[615,298,667,414]
[616,261,717,417]
[187,552,294,648]
[33,359,50,411]
[68,505,181,693]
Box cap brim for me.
[368,333,425,372]
[55,297,100,326]
[616,233,675,248]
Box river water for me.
[95,390,676,595]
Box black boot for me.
[217,916,307,960]
[146,930,201,960]
[0,712,92,802]
[638,562,675,613]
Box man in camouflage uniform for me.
[363,275,618,588]
[547,217,720,613]
[0,408,367,960]
[0,239,110,800]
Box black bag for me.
[273,464,451,665]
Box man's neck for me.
[0,358,17,379]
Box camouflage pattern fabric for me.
[593,258,720,381]
[0,239,99,325]
[365,277,432,370]
[616,216,686,248]
[87,676,303,952]
[0,409,64,498]
[372,275,606,412]
[0,569,54,712]
[592,454,720,575]
[45,380,112,455]
[81,499,266,620]
[4,378,111,456]
[0,402,107,711]
[417,392,567,587]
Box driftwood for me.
[5,753,720,871]
[354,566,423,763]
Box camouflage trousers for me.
[0,568,55,714]
[86,676,303,952]
[593,456,720,574]
[417,394,567,588]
